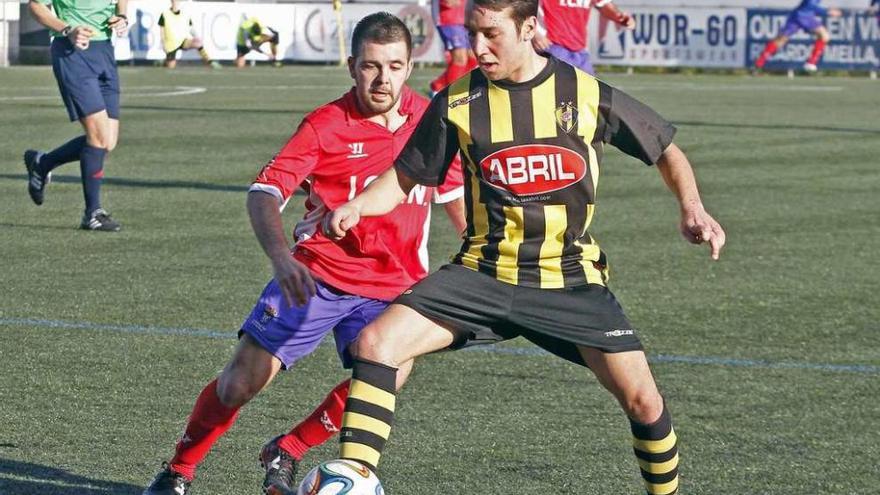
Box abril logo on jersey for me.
[479,145,586,196]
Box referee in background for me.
[24,0,128,231]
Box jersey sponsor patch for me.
[479,144,586,196]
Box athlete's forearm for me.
[28,1,67,32]
[597,1,632,25]
[349,167,415,217]
[247,191,293,266]
[115,0,129,17]
[655,143,705,213]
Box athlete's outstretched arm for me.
[247,190,316,306]
[324,167,418,240]
[655,143,726,260]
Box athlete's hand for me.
[108,15,129,37]
[272,255,316,307]
[827,8,843,17]
[619,12,636,29]
[680,206,726,261]
[531,32,551,53]
[68,26,95,50]
[323,204,361,241]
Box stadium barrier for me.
[11,0,880,70]
[590,4,880,71]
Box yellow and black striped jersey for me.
[158,9,194,53]
[396,56,676,289]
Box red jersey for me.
[540,0,606,52]
[433,0,466,26]
[251,87,464,301]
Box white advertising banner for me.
[589,7,747,68]
[116,1,445,63]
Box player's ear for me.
[405,58,414,79]
[520,16,538,42]
[347,56,356,78]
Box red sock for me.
[756,40,779,68]
[429,72,448,92]
[447,62,471,85]
[466,54,478,71]
[168,379,240,480]
[807,38,827,65]
[277,379,350,461]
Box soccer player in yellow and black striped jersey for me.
[158,0,219,69]
[322,0,726,493]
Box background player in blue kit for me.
[24,0,128,231]
[754,0,842,73]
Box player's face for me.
[348,41,413,116]
[467,6,537,81]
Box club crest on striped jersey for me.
[555,101,578,133]
[479,144,586,196]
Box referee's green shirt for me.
[38,0,117,41]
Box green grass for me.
[1,65,878,494]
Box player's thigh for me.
[386,264,516,356]
[241,279,365,370]
[182,37,202,49]
[577,346,662,422]
[333,298,390,368]
[351,304,455,366]
[51,38,107,122]
[510,283,643,363]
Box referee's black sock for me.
[630,403,679,495]
[339,357,397,472]
[38,135,86,175]
[80,144,106,215]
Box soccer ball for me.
[297,459,384,495]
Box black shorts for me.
[395,264,643,367]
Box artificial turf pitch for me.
[1,65,878,494]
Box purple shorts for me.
[436,24,470,51]
[780,13,823,37]
[546,44,594,75]
[240,279,388,370]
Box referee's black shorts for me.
[395,264,644,367]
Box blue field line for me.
[2,317,878,375]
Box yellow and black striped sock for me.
[630,404,679,495]
[198,47,211,63]
[339,358,397,471]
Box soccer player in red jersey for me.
[532,0,635,74]
[429,0,478,93]
[142,13,465,495]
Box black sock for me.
[80,145,106,215]
[38,135,87,175]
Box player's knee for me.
[623,390,664,424]
[216,373,260,408]
[351,326,397,366]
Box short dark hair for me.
[351,12,412,59]
[472,0,538,31]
